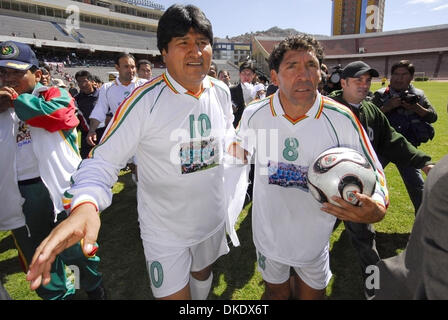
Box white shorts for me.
[256,249,332,290]
[143,224,229,298]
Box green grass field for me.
[1,81,447,300]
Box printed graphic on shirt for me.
[180,137,219,174]
[16,121,32,148]
[267,160,308,190]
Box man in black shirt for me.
[74,70,105,158]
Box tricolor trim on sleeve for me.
[89,76,165,157]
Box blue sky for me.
[160,0,448,38]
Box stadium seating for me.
[438,54,448,78]
[64,66,165,84]
[0,15,75,43]
[0,14,158,51]
[73,26,157,50]
[213,60,240,86]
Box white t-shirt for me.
[237,91,388,266]
[241,82,255,105]
[69,72,235,247]
[90,77,147,123]
[16,121,39,181]
[0,110,25,231]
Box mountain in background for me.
[218,26,327,42]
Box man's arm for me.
[419,157,448,299]
[373,105,433,171]
[26,86,151,290]
[86,118,101,146]
[321,111,389,224]
[0,87,19,113]
[321,193,386,223]
[406,92,437,123]
[87,84,110,146]
[27,203,100,290]
[371,89,402,115]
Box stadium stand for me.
[0,15,75,43]
[64,66,165,84]
[73,25,157,50]
[0,13,158,52]
[213,59,240,85]
[1,1,447,81]
[253,25,448,79]
[437,53,448,78]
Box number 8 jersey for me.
[237,91,388,266]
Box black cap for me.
[239,60,256,73]
[341,61,379,79]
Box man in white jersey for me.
[86,53,147,147]
[232,35,389,299]
[26,4,236,300]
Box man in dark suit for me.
[374,154,448,299]
[230,60,256,128]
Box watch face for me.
[330,73,341,84]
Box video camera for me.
[399,90,419,105]
[329,65,342,85]
[324,64,342,94]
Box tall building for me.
[331,0,385,35]
[213,40,251,66]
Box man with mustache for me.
[86,53,146,147]
[232,35,389,299]
[26,4,239,300]
[372,60,437,216]
[329,61,433,299]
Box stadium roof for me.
[254,24,448,56]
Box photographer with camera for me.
[372,60,437,214]
[322,64,342,95]
[329,61,434,299]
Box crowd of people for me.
[0,3,446,301]
[38,52,115,68]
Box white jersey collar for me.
[115,76,138,87]
[271,90,323,120]
[164,71,212,95]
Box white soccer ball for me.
[307,147,377,207]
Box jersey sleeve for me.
[418,92,437,124]
[221,84,237,151]
[348,115,389,209]
[89,83,110,123]
[235,106,258,163]
[374,106,431,169]
[65,86,152,213]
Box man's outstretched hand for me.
[26,204,100,290]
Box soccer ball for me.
[307,147,376,207]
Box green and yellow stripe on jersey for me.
[89,75,165,157]
[322,96,376,163]
[321,96,389,206]
[162,73,179,94]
